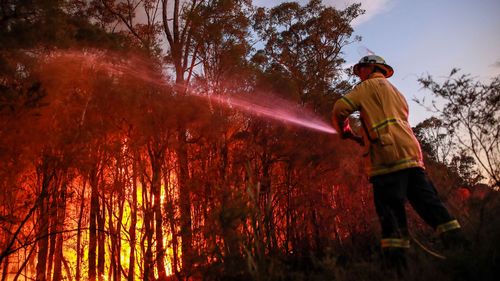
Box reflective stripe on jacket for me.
[332,73,425,176]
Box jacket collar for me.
[368,72,386,79]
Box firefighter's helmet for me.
[353,55,394,78]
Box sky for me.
[253,0,500,125]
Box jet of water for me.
[43,50,337,135]
[206,94,337,135]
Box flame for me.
[48,174,180,280]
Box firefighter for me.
[332,55,467,270]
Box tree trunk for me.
[163,0,195,273]
[36,165,52,281]
[52,181,67,281]
[108,197,115,281]
[36,199,49,281]
[98,193,106,281]
[285,162,292,254]
[141,173,154,281]
[114,198,124,281]
[76,180,87,281]
[261,151,276,253]
[164,169,180,278]
[47,191,57,281]
[1,255,8,281]
[52,231,64,281]
[89,171,99,281]
[150,149,168,281]
[62,257,73,281]
[128,162,138,281]
[177,135,193,276]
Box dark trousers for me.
[370,167,454,238]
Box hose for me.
[410,234,446,260]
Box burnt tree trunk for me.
[128,159,138,281]
[140,171,154,281]
[177,135,192,276]
[107,196,115,281]
[52,179,68,281]
[114,198,124,281]
[47,185,58,281]
[1,255,8,281]
[148,143,168,281]
[88,168,99,281]
[97,192,106,281]
[75,180,87,281]
[162,1,196,274]
[163,168,180,278]
[36,155,55,281]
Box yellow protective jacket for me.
[332,72,425,177]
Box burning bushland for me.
[1,1,499,281]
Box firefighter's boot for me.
[441,228,470,252]
[381,248,407,277]
[380,238,409,276]
[437,220,470,252]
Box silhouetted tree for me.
[253,0,362,112]
[417,69,500,189]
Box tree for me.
[417,69,500,189]
[253,0,362,113]
[414,116,483,188]
[413,116,454,164]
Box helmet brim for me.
[353,63,394,78]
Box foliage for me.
[416,69,500,189]
[253,0,362,114]
[414,117,483,188]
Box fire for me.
[1,169,182,280]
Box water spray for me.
[207,94,336,134]
[42,50,337,135]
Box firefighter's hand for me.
[342,131,364,146]
[350,135,364,146]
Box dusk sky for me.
[254,0,500,125]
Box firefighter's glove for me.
[338,120,363,146]
[342,131,364,146]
